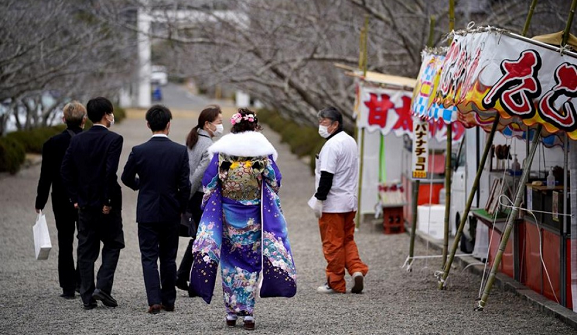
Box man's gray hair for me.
[317,106,343,131]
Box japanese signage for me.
[411,119,429,179]
[435,30,577,139]
[358,84,465,142]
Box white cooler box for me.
[417,204,446,240]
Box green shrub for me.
[289,128,322,157]
[114,105,126,123]
[5,125,67,154]
[279,123,299,144]
[257,108,324,174]
[7,127,57,154]
[0,136,26,174]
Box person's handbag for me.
[33,212,52,260]
[179,211,198,239]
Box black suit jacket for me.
[35,127,83,210]
[61,125,123,210]
[121,136,190,223]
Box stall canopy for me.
[411,43,567,148]
[436,27,577,141]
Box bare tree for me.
[3,0,574,134]
[115,0,573,131]
[0,0,138,134]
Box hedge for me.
[0,104,126,174]
[0,136,26,174]
[257,108,324,174]
[5,125,66,154]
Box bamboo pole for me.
[448,0,455,37]
[522,0,538,36]
[477,0,576,310]
[442,1,455,269]
[476,125,542,310]
[427,16,436,48]
[442,125,452,269]
[355,15,369,229]
[438,114,500,288]
[408,179,421,270]
[562,0,577,46]
[407,15,436,270]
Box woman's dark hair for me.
[86,97,113,123]
[231,108,261,134]
[186,105,222,149]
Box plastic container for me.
[547,169,555,189]
[512,155,520,171]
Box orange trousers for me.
[318,211,369,293]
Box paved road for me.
[155,83,231,112]
[0,93,575,334]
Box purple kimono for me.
[190,146,296,317]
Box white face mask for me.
[108,114,115,127]
[318,125,330,138]
[213,123,224,136]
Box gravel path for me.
[0,105,575,334]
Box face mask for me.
[108,114,115,127]
[318,125,330,138]
[213,124,224,135]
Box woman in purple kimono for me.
[190,108,296,331]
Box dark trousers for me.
[52,198,80,294]
[138,220,179,306]
[77,208,125,305]
[177,192,203,285]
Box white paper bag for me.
[33,212,51,260]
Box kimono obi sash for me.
[219,154,266,203]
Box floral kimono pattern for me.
[190,152,296,316]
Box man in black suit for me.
[61,97,125,310]
[35,101,86,299]
[121,105,190,314]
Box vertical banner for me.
[412,118,429,179]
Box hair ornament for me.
[230,112,256,125]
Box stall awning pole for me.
[476,125,542,310]
[355,15,369,229]
[442,3,454,269]
[438,115,500,289]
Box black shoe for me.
[176,279,189,292]
[92,289,118,307]
[83,299,97,310]
[60,292,75,299]
[161,304,175,312]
